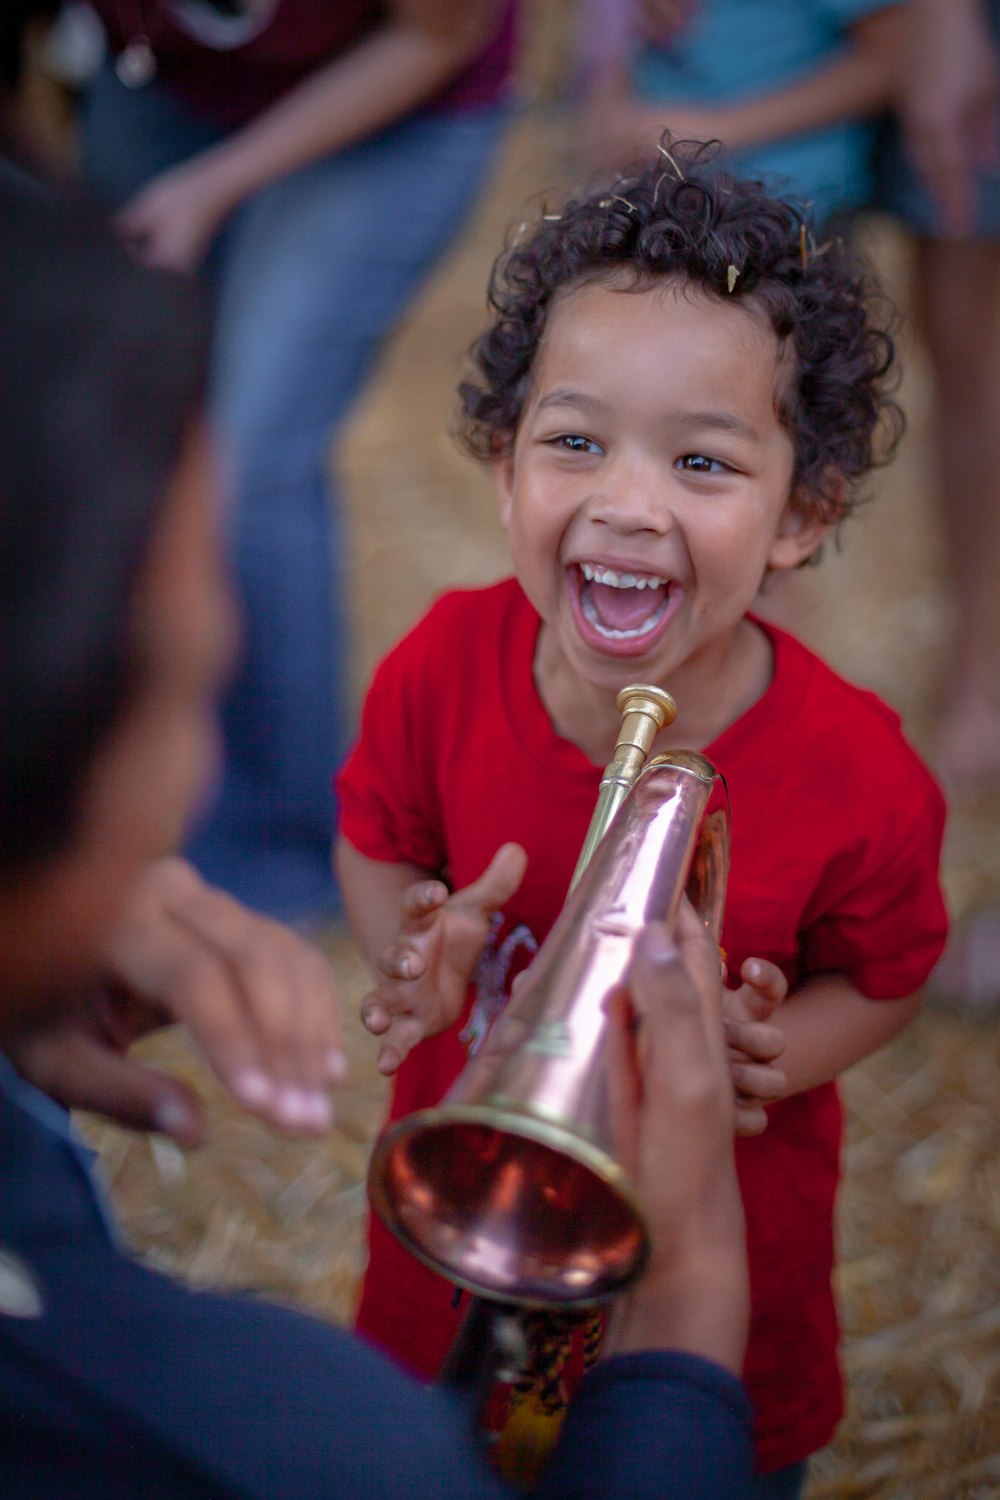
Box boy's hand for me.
[723,957,788,1136]
[361,843,527,1076]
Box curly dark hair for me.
[459,141,903,525]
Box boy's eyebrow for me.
[534,391,762,444]
[678,410,762,443]
[534,388,607,417]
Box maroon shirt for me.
[92,0,517,128]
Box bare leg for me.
[913,235,1000,790]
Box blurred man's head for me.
[0,187,236,1014]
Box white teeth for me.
[578,563,665,590]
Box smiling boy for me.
[336,150,948,1492]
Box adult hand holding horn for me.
[603,901,749,1376]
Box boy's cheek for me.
[491,454,516,527]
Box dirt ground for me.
[80,20,1000,1497]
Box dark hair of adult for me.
[0,184,210,880]
[0,0,58,91]
[459,140,903,525]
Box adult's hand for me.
[604,903,748,1374]
[6,983,207,1146]
[8,857,345,1141]
[900,0,999,236]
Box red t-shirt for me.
[338,577,948,1474]
[92,0,518,129]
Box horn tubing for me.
[367,732,730,1307]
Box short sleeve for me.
[800,767,948,999]
[336,618,447,874]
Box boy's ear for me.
[492,451,515,529]
[767,481,838,571]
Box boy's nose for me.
[584,466,672,534]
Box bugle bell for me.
[367,686,730,1310]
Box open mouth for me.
[570,562,678,655]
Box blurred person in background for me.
[577,0,905,229]
[876,0,1000,793]
[0,183,754,1500]
[78,0,518,923]
[875,0,1000,1011]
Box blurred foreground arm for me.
[604,903,749,1375]
[7,856,345,1142]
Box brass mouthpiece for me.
[569,684,677,890]
[612,684,678,781]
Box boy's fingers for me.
[398,879,449,931]
[376,1016,425,1076]
[734,1100,769,1137]
[739,957,787,1019]
[741,957,787,1000]
[731,1061,787,1103]
[724,1017,784,1063]
[378,939,429,983]
[461,843,528,915]
[361,997,391,1035]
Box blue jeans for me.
[82,67,506,919]
[751,1461,809,1500]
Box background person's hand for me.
[115,157,236,273]
[361,843,526,1075]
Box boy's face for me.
[493,280,828,702]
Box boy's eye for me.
[550,434,603,455]
[677,454,729,474]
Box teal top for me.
[633,0,900,223]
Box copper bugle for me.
[366,686,730,1309]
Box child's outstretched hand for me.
[361,843,527,1077]
[723,957,788,1136]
